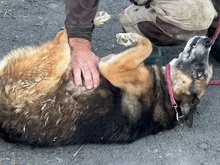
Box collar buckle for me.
[172,104,184,121]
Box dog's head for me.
[169,36,213,127]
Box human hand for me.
[68,38,100,90]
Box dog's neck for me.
[165,64,183,121]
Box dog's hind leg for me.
[99,33,152,93]
[100,33,152,71]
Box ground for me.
[0,0,220,165]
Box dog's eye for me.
[190,37,199,48]
[191,44,195,48]
[187,43,196,55]
[197,70,204,78]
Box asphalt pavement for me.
[0,0,220,165]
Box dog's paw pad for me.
[116,33,139,47]
[94,11,111,26]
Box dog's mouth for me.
[177,103,196,128]
[180,115,193,127]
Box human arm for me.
[64,0,100,89]
[68,38,100,89]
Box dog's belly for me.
[0,78,128,146]
[0,75,176,146]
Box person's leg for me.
[137,21,185,46]
[118,4,183,66]
[119,4,207,46]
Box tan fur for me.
[99,33,153,95]
[0,10,112,106]
[171,68,192,100]
[0,30,70,107]
[0,22,212,146]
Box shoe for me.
[211,34,220,63]
[143,44,162,66]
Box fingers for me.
[72,64,83,86]
[68,38,100,90]
[70,49,100,90]
[72,58,100,90]
[81,63,100,90]
[89,63,100,88]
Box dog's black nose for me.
[204,38,212,48]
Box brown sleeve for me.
[64,0,100,41]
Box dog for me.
[0,15,213,147]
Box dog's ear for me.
[179,94,200,127]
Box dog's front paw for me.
[116,33,139,47]
[94,11,111,26]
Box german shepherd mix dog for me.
[0,15,213,147]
